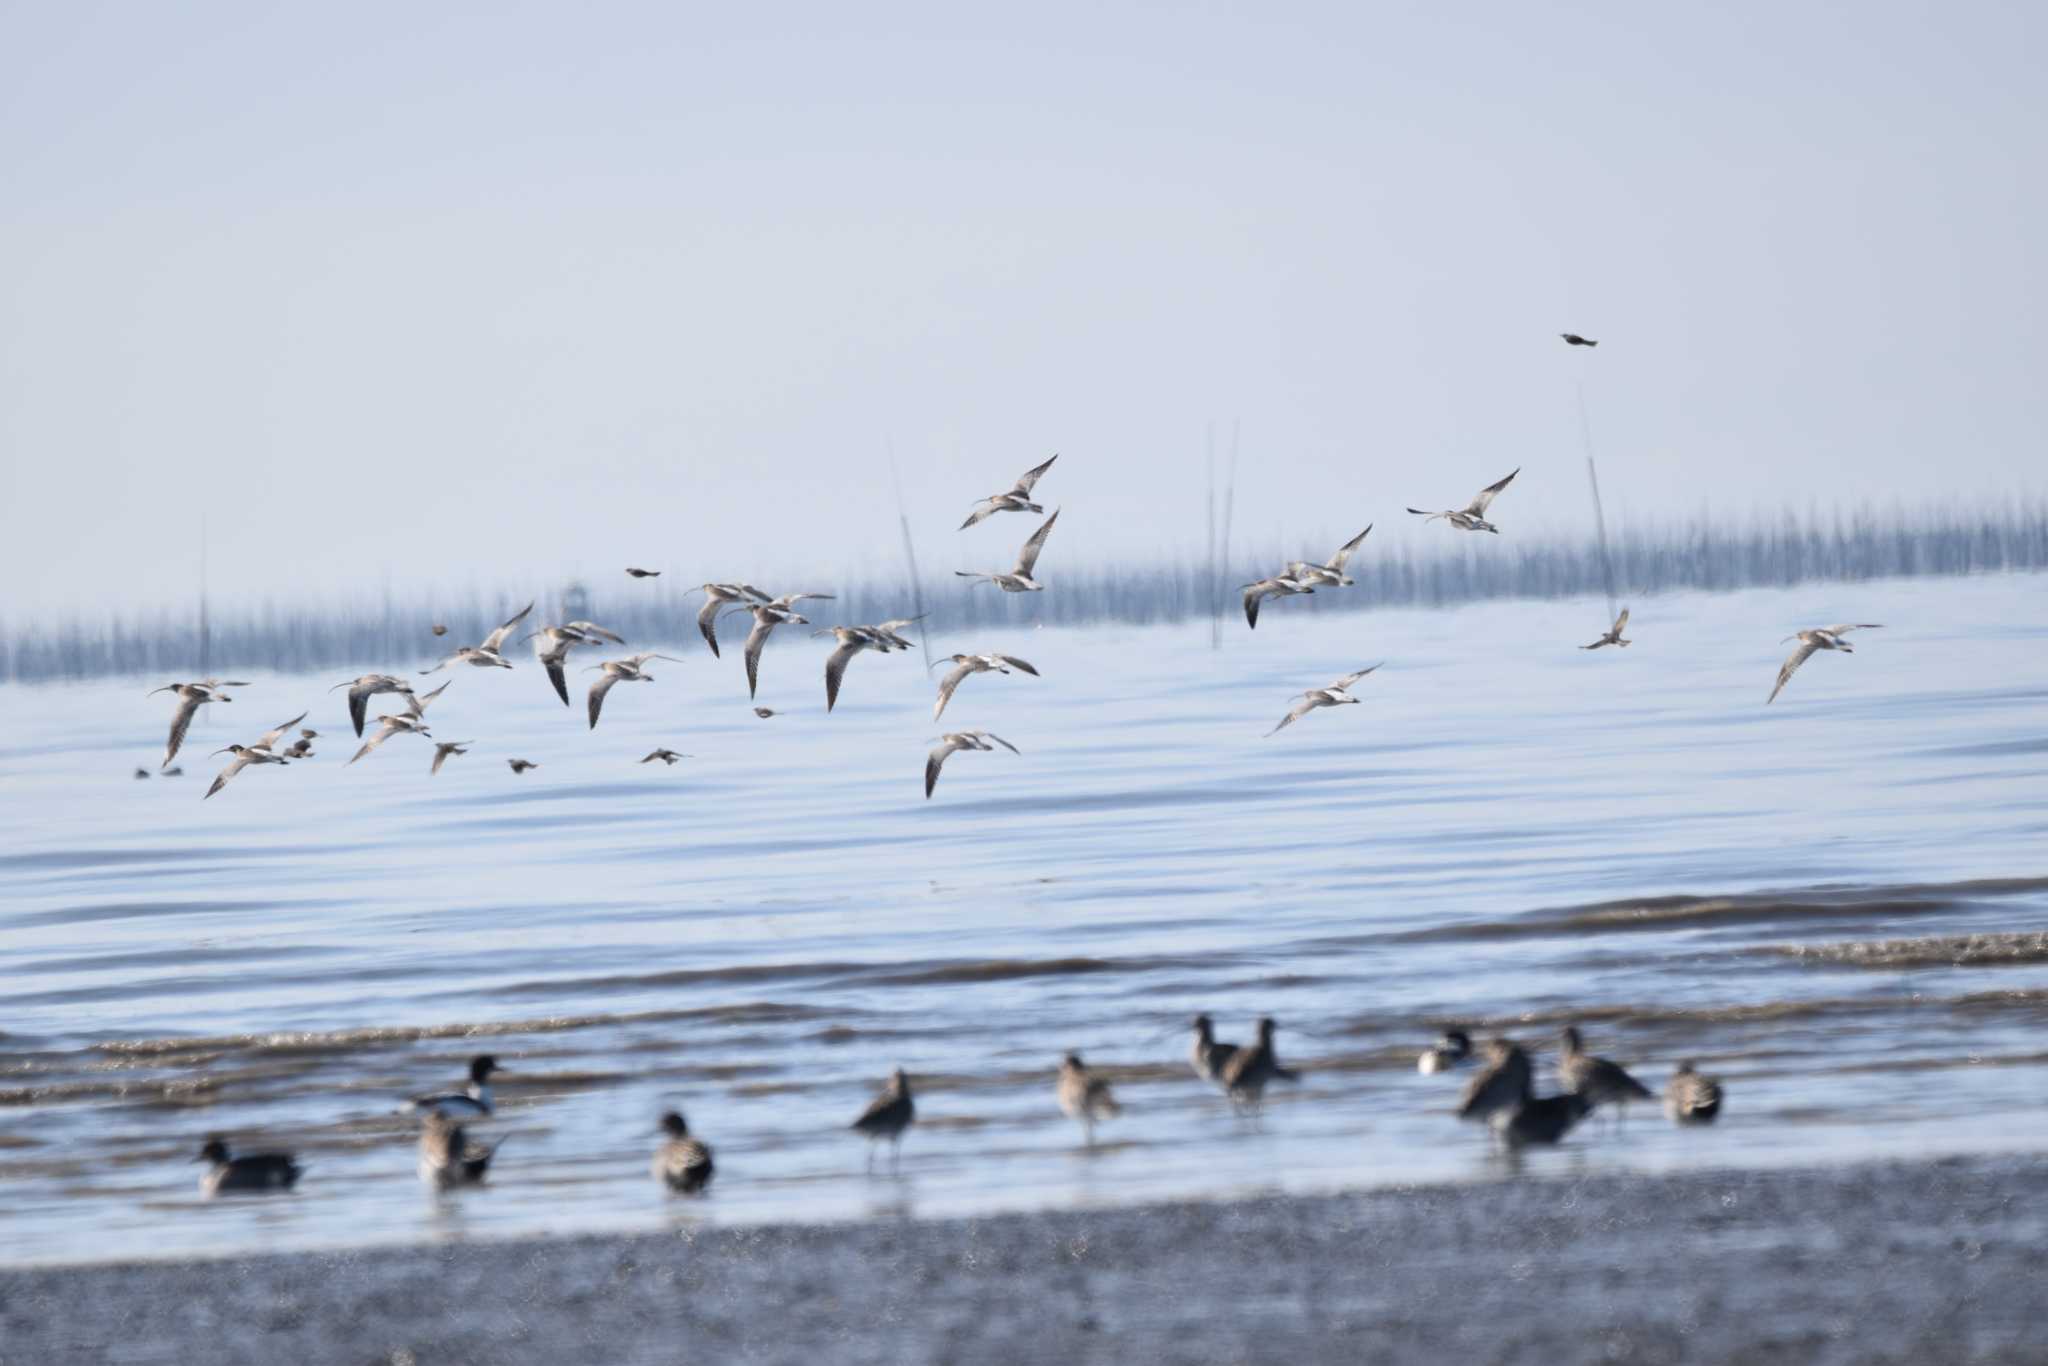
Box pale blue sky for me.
[2,2,2041,617]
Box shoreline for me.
[6,1152,2041,1364]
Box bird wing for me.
[1822,623,1883,636]
[1768,638,1822,704]
[543,652,570,706]
[431,745,451,775]
[1242,581,1268,629]
[407,681,450,719]
[252,711,309,751]
[165,691,206,768]
[974,730,1020,754]
[204,751,254,799]
[1014,508,1060,577]
[996,655,1039,677]
[344,681,376,737]
[695,597,725,657]
[1613,607,1630,634]
[924,738,966,798]
[570,620,627,644]
[1457,1051,1529,1118]
[587,671,621,729]
[743,615,774,700]
[1467,468,1519,516]
[480,601,536,655]
[1407,507,1449,521]
[1013,453,1058,495]
[1266,696,1319,737]
[347,722,395,765]
[1325,524,1372,572]
[1329,664,1381,691]
[824,639,862,712]
[959,501,1000,530]
[933,661,974,721]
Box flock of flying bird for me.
[143,415,1884,804]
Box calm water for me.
[3,573,2046,1265]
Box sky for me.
[2,1,2042,620]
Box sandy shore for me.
[4,1154,2042,1365]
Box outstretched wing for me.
[996,655,1039,677]
[345,681,374,737]
[1822,623,1883,637]
[543,652,570,706]
[1242,581,1267,629]
[204,751,254,800]
[1768,638,1822,704]
[824,639,862,712]
[1013,453,1058,496]
[1325,524,1372,572]
[1329,664,1381,691]
[933,661,973,721]
[1014,509,1060,577]
[407,681,450,720]
[1407,507,1448,522]
[974,730,1020,754]
[924,739,962,798]
[1265,696,1318,737]
[1467,468,1519,517]
[165,692,205,768]
[480,601,535,655]
[1613,607,1630,635]
[588,672,620,730]
[743,616,773,700]
[253,711,309,752]
[696,597,725,658]
[959,500,1000,530]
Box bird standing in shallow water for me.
[1057,1053,1122,1147]
[1417,1029,1473,1075]
[407,1055,504,1120]
[1493,1091,1595,1148]
[1220,1017,1299,1114]
[1457,1038,1533,1124]
[194,1137,302,1196]
[653,1111,715,1194]
[1558,1025,1654,1124]
[418,1115,503,1189]
[1665,1061,1725,1124]
[1190,1014,1241,1086]
[850,1068,915,1172]
[1768,624,1883,703]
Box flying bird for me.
[1560,333,1598,347]
[1581,607,1631,650]
[1284,525,1373,588]
[959,453,1058,529]
[507,759,539,774]
[330,674,414,737]
[925,730,1019,798]
[430,741,473,775]
[956,509,1060,592]
[1768,624,1883,703]
[753,706,779,719]
[626,567,661,578]
[587,654,679,729]
[348,713,431,766]
[685,583,772,657]
[203,743,290,800]
[1266,665,1380,737]
[815,618,922,711]
[1407,469,1519,534]
[421,601,534,673]
[1240,574,1316,630]
[431,623,448,636]
[932,652,1039,721]
[149,680,244,769]
[520,623,624,705]
[736,604,808,699]
[281,729,317,760]
[640,749,689,765]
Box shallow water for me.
[3,573,2045,1265]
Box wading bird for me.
[1558,1025,1655,1124]
[737,604,808,699]
[686,583,771,658]
[330,674,414,738]
[587,654,679,729]
[1665,1061,1724,1125]
[203,743,290,800]
[1057,1053,1121,1147]
[653,1111,714,1194]
[150,680,242,769]
[1284,525,1372,588]
[418,1115,503,1189]
[850,1068,915,1172]
[1190,1015,1241,1086]
[1241,574,1316,630]
[1219,1017,1298,1114]
[421,601,534,673]
[1407,469,1519,534]
[348,713,431,766]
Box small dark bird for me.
[134,767,150,779]
[640,749,689,765]
[1558,1026,1655,1122]
[432,623,449,636]
[850,1068,915,1172]
[626,567,661,578]
[194,1137,302,1197]
[1560,333,1598,347]
[1665,1061,1725,1125]
[753,707,779,719]
[163,766,183,776]
[1219,1017,1299,1112]
[507,759,538,774]
[1189,1014,1241,1085]
[1457,1038,1533,1122]
[653,1111,715,1194]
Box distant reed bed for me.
[6,502,2043,683]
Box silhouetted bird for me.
[1560,333,1598,347]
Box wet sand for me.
[5,1154,2043,1365]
